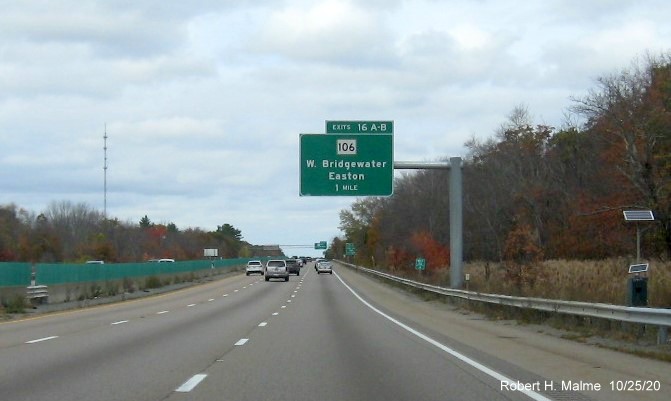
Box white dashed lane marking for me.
[234,338,249,346]
[175,374,207,393]
[25,336,58,344]
[111,320,129,325]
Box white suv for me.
[265,259,289,282]
[246,260,264,276]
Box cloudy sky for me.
[1,0,669,256]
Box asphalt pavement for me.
[1,263,669,401]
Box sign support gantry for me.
[394,158,463,289]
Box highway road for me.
[1,262,669,401]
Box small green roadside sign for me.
[345,243,356,256]
[415,258,426,271]
[300,133,393,196]
[326,120,394,134]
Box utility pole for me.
[103,125,108,219]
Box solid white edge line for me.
[333,271,552,401]
[175,374,207,392]
[26,336,59,344]
[111,320,129,325]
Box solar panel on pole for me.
[623,210,654,221]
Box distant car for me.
[314,258,326,271]
[286,258,300,276]
[265,259,289,282]
[246,260,264,276]
[316,260,333,275]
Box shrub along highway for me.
[1,262,669,401]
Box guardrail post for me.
[659,326,669,345]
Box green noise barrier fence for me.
[0,263,32,287]
[0,258,251,287]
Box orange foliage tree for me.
[503,223,543,292]
[384,245,413,272]
[410,231,450,272]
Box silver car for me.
[245,260,264,276]
[316,260,333,275]
[265,259,289,282]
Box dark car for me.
[285,258,300,276]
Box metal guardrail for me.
[338,261,671,345]
[26,285,49,304]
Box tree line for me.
[333,53,671,278]
[0,200,272,263]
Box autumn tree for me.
[464,106,554,260]
[338,197,384,265]
[325,236,345,260]
[0,204,23,261]
[572,52,671,256]
[503,223,543,293]
[19,213,62,262]
[410,231,450,271]
[44,200,104,261]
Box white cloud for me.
[1,0,671,247]
[251,0,396,66]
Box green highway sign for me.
[300,134,393,196]
[314,241,327,250]
[415,258,426,271]
[345,243,356,256]
[326,120,394,134]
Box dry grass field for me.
[391,259,671,358]
[459,258,671,307]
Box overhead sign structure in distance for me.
[314,241,327,250]
[300,133,393,196]
[326,120,394,134]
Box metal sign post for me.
[623,210,654,262]
[395,158,463,289]
[623,211,654,308]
